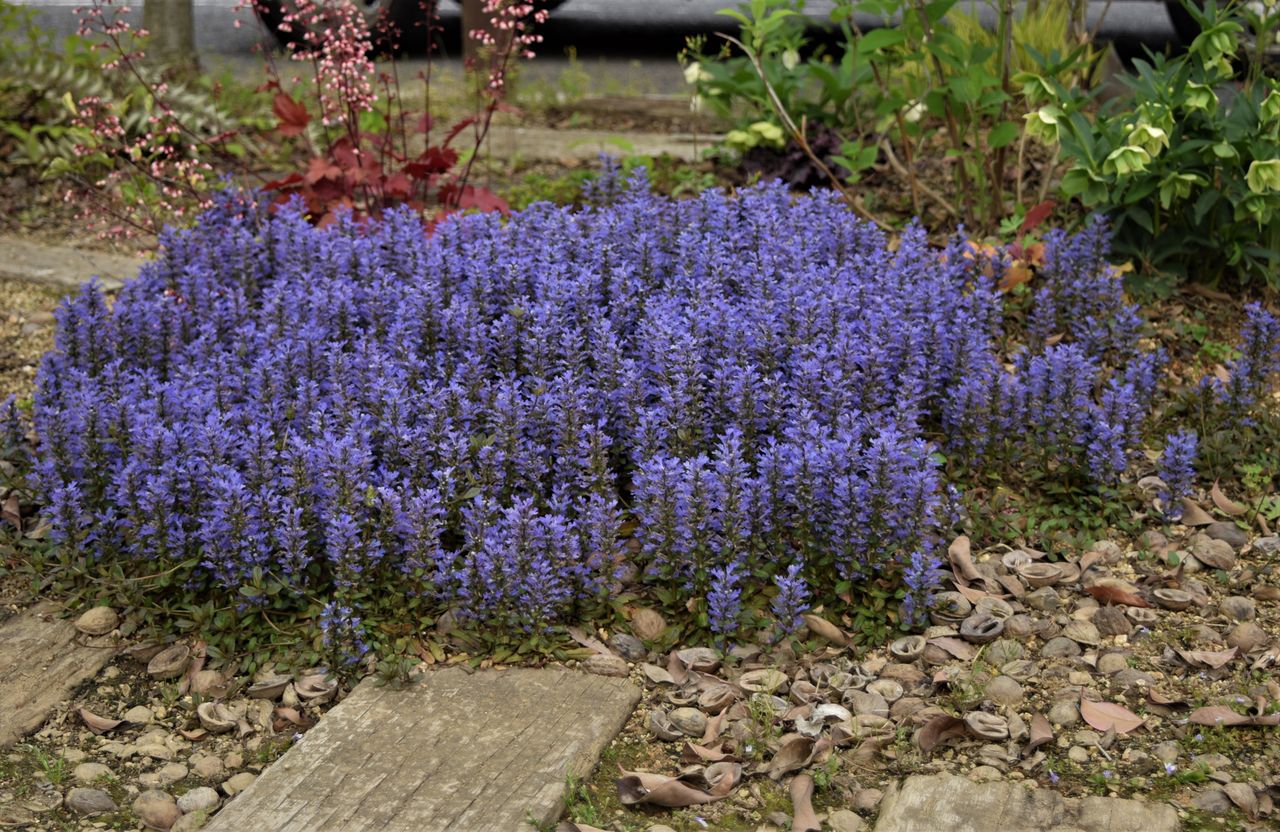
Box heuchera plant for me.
[259,0,546,224]
[28,178,1277,641]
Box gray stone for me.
[0,602,118,749]
[1219,596,1256,622]
[176,786,220,814]
[1068,745,1090,763]
[1093,606,1132,637]
[1049,700,1080,727]
[1096,653,1128,675]
[1190,537,1236,571]
[124,705,155,724]
[829,808,868,832]
[202,667,639,832]
[65,787,118,816]
[1111,668,1154,689]
[853,788,885,811]
[1252,536,1280,556]
[873,773,1178,832]
[133,790,181,831]
[1191,788,1234,815]
[1226,621,1268,653]
[73,762,114,783]
[1041,637,1082,659]
[985,676,1023,706]
[608,633,647,661]
[1026,588,1061,612]
[189,754,224,780]
[141,762,189,789]
[1151,741,1180,764]
[1205,522,1248,550]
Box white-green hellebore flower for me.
[1211,141,1240,161]
[1246,159,1280,194]
[1103,145,1151,176]
[781,48,800,71]
[1158,172,1203,209]
[1024,106,1063,144]
[1127,123,1169,155]
[682,62,710,86]
[1234,194,1273,226]
[1137,102,1174,134]
[749,120,785,148]
[1183,82,1218,115]
[725,129,756,150]
[1262,89,1280,123]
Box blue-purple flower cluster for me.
[1156,430,1198,521]
[32,182,1166,634]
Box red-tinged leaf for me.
[256,79,281,94]
[405,146,458,180]
[262,172,305,193]
[415,112,434,133]
[916,714,966,753]
[1018,200,1056,236]
[1023,241,1046,264]
[1086,583,1150,608]
[1079,695,1144,734]
[456,185,510,216]
[1210,482,1248,517]
[443,116,477,146]
[305,157,342,186]
[382,172,413,200]
[272,92,310,137]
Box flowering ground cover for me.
[16,174,1278,666]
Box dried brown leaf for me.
[948,535,982,585]
[927,636,977,661]
[681,741,737,763]
[791,773,821,832]
[916,715,967,753]
[1223,783,1259,819]
[1180,498,1215,526]
[1023,713,1054,758]
[801,614,849,646]
[849,734,894,767]
[764,734,815,781]
[78,708,122,735]
[1210,482,1248,517]
[1079,694,1144,734]
[1175,647,1238,669]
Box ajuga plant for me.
[27,178,1280,651]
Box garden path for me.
[0,602,118,749]
[0,235,143,292]
[200,665,640,832]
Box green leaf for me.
[857,27,906,54]
[987,121,1020,149]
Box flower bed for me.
[29,180,1227,640]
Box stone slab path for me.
[0,236,144,292]
[204,666,640,832]
[488,125,716,162]
[873,773,1180,832]
[0,602,117,749]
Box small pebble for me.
[1219,596,1256,622]
[1226,621,1268,653]
[1067,745,1090,763]
[73,762,113,783]
[176,786,221,814]
[1096,653,1128,674]
[1041,637,1081,659]
[1048,700,1080,727]
[133,790,181,831]
[985,676,1023,706]
[1152,741,1180,763]
[828,809,868,832]
[221,772,256,796]
[1205,521,1248,550]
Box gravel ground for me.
[0,279,64,401]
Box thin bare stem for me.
[718,32,890,231]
